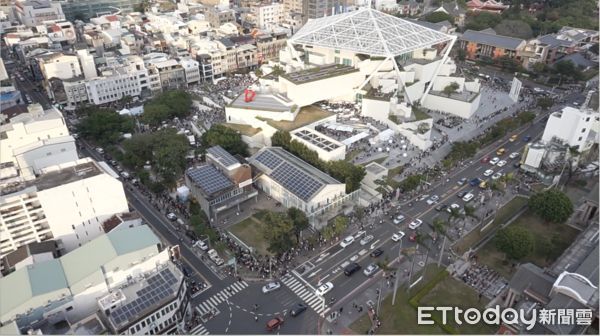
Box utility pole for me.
[407,245,418,296]
[437,235,447,267]
[391,238,403,305]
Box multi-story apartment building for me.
[303,0,349,22]
[283,0,303,15]
[0,104,70,170]
[179,58,201,86]
[15,0,65,27]
[60,77,88,109]
[255,32,288,62]
[36,51,82,81]
[0,158,129,257]
[206,6,236,28]
[58,0,143,21]
[252,2,285,29]
[149,59,186,90]
[542,105,599,152]
[0,226,189,336]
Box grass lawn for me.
[224,123,261,136]
[453,196,528,255]
[420,277,497,334]
[477,210,579,278]
[349,265,445,335]
[228,214,271,256]
[265,106,334,131]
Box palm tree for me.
[463,205,478,220]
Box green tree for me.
[78,108,134,145]
[271,130,292,147]
[537,97,554,111]
[495,226,534,260]
[493,19,533,39]
[529,189,574,223]
[553,60,583,80]
[332,216,349,236]
[463,205,477,219]
[141,103,170,126]
[142,90,192,126]
[328,160,366,193]
[517,111,536,125]
[425,11,452,23]
[465,11,503,31]
[201,124,249,156]
[287,207,309,243]
[399,174,424,192]
[442,82,460,97]
[262,211,296,255]
[153,129,189,187]
[432,218,447,236]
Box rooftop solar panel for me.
[270,162,324,201]
[187,165,234,196]
[206,146,239,167]
[254,149,283,170]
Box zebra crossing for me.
[196,280,248,314]
[280,275,330,316]
[189,324,209,335]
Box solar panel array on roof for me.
[187,165,234,195]
[206,146,239,167]
[254,149,283,170]
[293,129,341,152]
[110,268,178,327]
[270,161,325,201]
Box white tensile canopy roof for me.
[289,7,454,57]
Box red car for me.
[267,317,284,331]
[480,156,490,163]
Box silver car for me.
[363,263,380,277]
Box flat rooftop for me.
[34,161,102,192]
[281,64,359,85]
[101,264,182,332]
[292,128,342,152]
[264,105,335,132]
[230,93,293,112]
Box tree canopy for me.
[201,124,249,156]
[529,189,574,223]
[494,20,533,39]
[261,211,297,255]
[77,107,134,145]
[442,82,460,97]
[424,11,452,23]
[495,226,534,260]
[465,11,503,31]
[142,90,192,126]
[287,207,310,243]
[122,129,189,187]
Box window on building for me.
[334,49,340,54]
[581,128,586,133]
[334,57,340,64]
[578,137,583,141]
[343,58,351,66]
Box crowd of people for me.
[460,261,507,300]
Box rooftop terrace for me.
[281,64,359,85]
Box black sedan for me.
[290,303,307,317]
[370,248,384,258]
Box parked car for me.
[426,195,439,205]
[462,193,475,202]
[266,317,284,331]
[509,135,518,142]
[391,231,405,242]
[480,156,490,164]
[492,172,503,180]
[166,213,177,221]
[457,190,468,198]
[435,204,447,212]
[95,147,104,154]
[457,177,467,185]
[360,235,374,245]
[408,219,423,230]
[469,178,481,186]
[370,248,384,257]
[262,282,281,294]
[509,152,520,159]
[315,282,334,296]
[340,236,355,248]
[497,160,507,167]
[483,169,494,177]
[496,148,506,156]
[290,303,307,317]
[393,215,406,224]
[489,157,500,165]
[344,262,361,276]
[447,203,461,214]
[363,263,379,277]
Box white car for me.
[496,160,507,167]
[483,169,494,177]
[408,219,423,230]
[360,235,374,245]
[95,147,105,154]
[166,213,177,221]
[354,230,366,239]
[262,281,281,294]
[194,240,208,251]
[492,172,503,180]
[489,157,500,165]
[447,203,461,213]
[509,152,520,159]
[340,236,355,248]
[426,195,439,205]
[391,231,405,242]
[363,263,380,277]
[393,215,406,224]
[315,282,334,296]
[462,193,475,202]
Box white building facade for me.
[541,106,599,151]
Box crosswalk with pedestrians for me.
[280,274,330,316]
[196,280,249,315]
